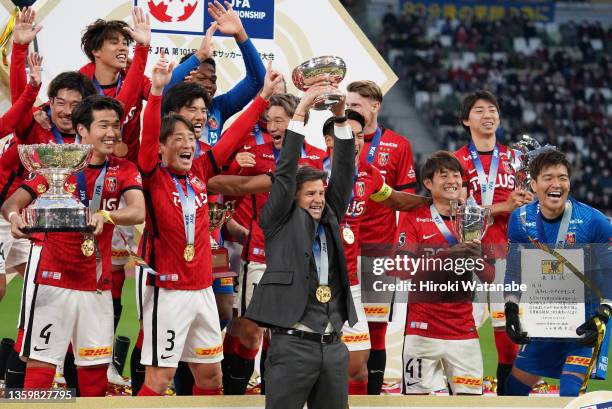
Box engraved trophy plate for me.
[450,196,492,242]
[18,144,93,232]
[292,56,346,111]
[209,202,236,279]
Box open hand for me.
[125,7,151,46]
[13,7,42,45]
[260,60,283,100]
[196,22,217,62]
[208,1,247,41]
[150,50,175,95]
[27,52,43,87]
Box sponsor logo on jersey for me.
[416,217,433,223]
[105,176,117,193]
[378,152,389,166]
[364,306,389,316]
[452,376,483,387]
[565,232,576,245]
[380,141,397,148]
[398,232,406,248]
[41,271,61,280]
[409,321,428,330]
[341,334,370,343]
[195,344,223,357]
[570,219,583,224]
[355,181,365,197]
[566,356,590,366]
[79,346,112,359]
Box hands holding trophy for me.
[449,195,493,243]
[292,56,346,111]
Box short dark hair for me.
[296,166,327,192]
[179,52,216,68]
[71,95,124,131]
[268,93,309,124]
[322,109,365,138]
[459,90,500,135]
[160,113,196,144]
[420,151,464,186]
[162,82,212,115]
[47,71,98,100]
[529,149,571,180]
[81,19,133,63]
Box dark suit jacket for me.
[245,127,357,329]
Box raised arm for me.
[10,7,41,103]
[207,174,272,195]
[138,53,174,174]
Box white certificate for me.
[519,248,585,338]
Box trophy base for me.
[211,247,237,279]
[22,198,90,233]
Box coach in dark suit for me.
[245,85,357,409]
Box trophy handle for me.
[448,200,462,241]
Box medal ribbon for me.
[365,126,383,165]
[170,173,196,249]
[468,142,499,206]
[195,141,202,159]
[203,108,221,146]
[92,74,123,97]
[76,160,108,209]
[312,224,329,286]
[535,200,573,248]
[430,204,458,245]
[253,123,265,145]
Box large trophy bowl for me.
[209,202,236,279]
[449,196,493,242]
[292,56,346,111]
[18,144,93,232]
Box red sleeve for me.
[202,96,269,180]
[0,83,41,137]
[10,43,28,103]
[118,160,143,193]
[20,174,47,198]
[0,141,21,171]
[369,164,385,194]
[453,147,469,185]
[137,94,161,175]
[116,44,149,123]
[394,140,417,193]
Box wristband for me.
[98,210,115,225]
[333,115,347,124]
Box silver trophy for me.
[450,196,493,242]
[510,135,556,191]
[292,56,346,110]
[18,144,93,232]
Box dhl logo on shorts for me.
[565,356,590,366]
[341,334,370,343]
[491,311,506,319]
[452,376,483,388]
[220,278,234,286]
[364,306,389,315]
[79,346,112,359]
[195,344,223,357]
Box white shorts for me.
[236,260,265,316]
[17,244,41,331]
[489,259,507,328]
[21,285,114,367]
[135,266,146,321]
[111,225,135,267]
[342,284,371,352]
[0,218,31,274]
[141,286,223,367]
[359,256,394,322]
[402,335,483,395]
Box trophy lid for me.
[291,56,346,91]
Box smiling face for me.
[296,179,326,220]
[189,62,217,97]
[462,98,500,139]
[175,98,208,137]
[92,32,129,70]
[267,105,291,150]
[160,121,197,172]
[77,109,122,159]
[530,164,570,218]
[50,89,84,133]
[346,92,379,131]
[423,168,462,204]
[324,119,365,165]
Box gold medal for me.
[183,244,195,262]
[316,285,331,303]
[342,226,355,244]
[113,142,129,158]
[81,237,95,257]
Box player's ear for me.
[423,178,433,191]
[529,178,537,193]
[77,124,88,139]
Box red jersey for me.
[359,126,416,247]
[396,205,493,340]
[79,44,151,164]
[229,140,325,263]
[454,144,516,246]
[340,161,385,285]
[22,157,142,291]
[138,95,268,290]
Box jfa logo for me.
[135,0,206,35]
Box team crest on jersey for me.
[565,232,576,246]
[190,176,205,190]
[378,152,389,166]
[105,177,117,193]
[398,232,406,248]
[355,181,365,197]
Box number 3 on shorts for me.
[165,330,175,351]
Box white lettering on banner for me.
[228,0,251,7]
[236,10,266,19]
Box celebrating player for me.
[396,151,495,395]
[503,150,612,397]
[1,95,145,396]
